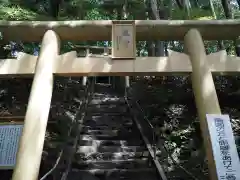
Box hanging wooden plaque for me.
[111,20,136,59]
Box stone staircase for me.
[66,84,160,180]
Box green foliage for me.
[234,11,240,19]
[85,8,113,20]
[171,8,213,20]
[0,3,50,20]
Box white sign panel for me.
[206,114,240,180]
[0,124,23,169]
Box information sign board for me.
[112,21,136,59]
[206,114,240,180]
[0,124,23,169]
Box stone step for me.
[87,102,126,107]
[76,145,146,154]
[84,115,132,123]
[86,107,128,114]
[86,112,129,116]
[79,133,142,141]
[92,95,120,100]
[83,120,133,128]
[87,103,125,109]
[93,87,116,93]
[80,129,134,137]
[67,168,158,180]
[43,147,150,165]
[76,151,150,161]
[79,133,142,140]
[71,158,149,169]
[90,95,122,99]
[92,91,121,94]
[79,139,144,147]
[43,139,144,150]
[80,127,140,137]
[89,99,125,105]
[82,125,133,131]
[93,86,115,90]
[80,129,118,136]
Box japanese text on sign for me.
[206,114,240,180]
[0,124,23,169]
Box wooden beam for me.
[184,29,221,180]
[0,20,240,42]
[74,45,112,50]
[0,52,37,76]
[0,50,240,77]
[56,53,135,76]
[12,30,60,180]
[55,51,240,75]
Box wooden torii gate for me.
[0,20,239,180]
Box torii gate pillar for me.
[185,29,221,180]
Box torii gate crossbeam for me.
[0,20,240,42]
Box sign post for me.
[206,114,240,180]
[111,20,135,89]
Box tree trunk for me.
[191,0,199,7]
[217,41,225,50]
[221,0,232,19]
[209,0,217,19]
[175,0,184,9]
[221,0,235,54]
[117,8,122,19]
[184,0,191,19]
[149,0,165,56]
[146,41,154,56]
[235,39,240,57]
[237,0,240,9]
[49,0,62,19]
[209,0,225,50]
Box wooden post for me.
[184,29,221,180]
[82,77,87,86]
[111,21,135,88]
[82,48,90,86]
[125,76,130,88]
[12,30,60,180]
